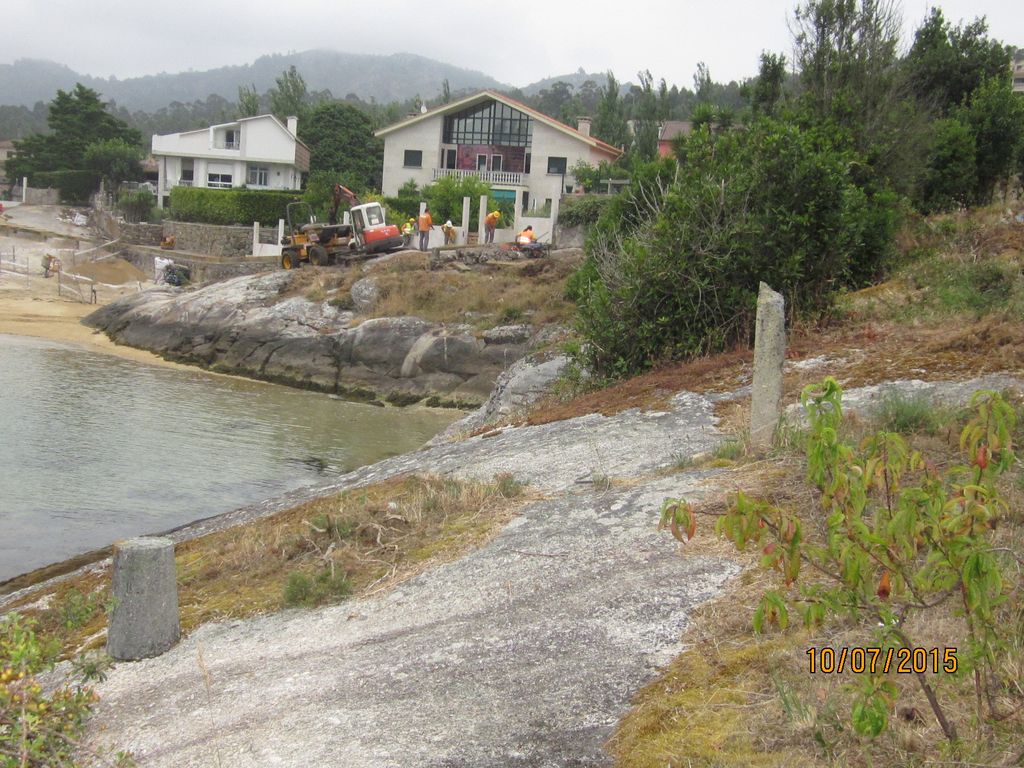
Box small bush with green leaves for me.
[0,613,105,767]
[661,378,1019,743]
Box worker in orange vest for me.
[484,210,501,243]
[516,225,543,254]
[417,206,433,251]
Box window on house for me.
[403,150,422,168]
[547,156,567,175]
[444,148,456,169]
[477,154,488,171]
[207,172,233,189]
[442,100,533,147]
[524,153,531,174]
[491,155,503,172]
[224,129,238,149]
[247,165,269,186]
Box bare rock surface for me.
[84,390,730,767]
[83,271,534,405]
[77,371,1024,765]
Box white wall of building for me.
[381,116,445,196]
[380,106,617,215]
[153,116,306,206]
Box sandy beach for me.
[0,207,188,368]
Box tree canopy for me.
[298,101,382,193]
[7,84,141,182]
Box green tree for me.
[83,138,144,187]
[750,52,787,117]
[422,175,491,230]
[7,84,141,181]
[299,101,383,192]
[791,0,929,196]
[959,76,1024,203]
[916,117,976,212]
[269,65,311,123]
[593,72,629,150]
[904,8,1012,117]
[237,84,261,118]
[630,70,660,163]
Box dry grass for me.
[365,254,579,327]
[4,474,532,657]
[270,249,581,330]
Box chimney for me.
[577,117,592,137]
[286,116,298,135]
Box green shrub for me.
[874,391,952,435]
[573,121,899,378]
[30,170,102,203]
[558,194,613,227]
[494,472,524,498]
[117,189,154,223]
[0,614,101,767]
[169,187,300,226]
[283,568,353,607]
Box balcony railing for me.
[432,168,525,186]
[213,140,240,150]
[176,179,193,187]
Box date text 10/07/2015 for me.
[806,647,957,675]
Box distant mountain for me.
[0,51,509,111]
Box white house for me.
[375,90,622,215]
[151,115,310,208]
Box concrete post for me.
[107,536,180,660]
[22,177,28,204]
[477,195,487,243]
[750,282,786,452]
[513,188,524,234]
[461,196,471,245]
[277,218,285,245]
[251,221,259,257]
[550,197,561,247]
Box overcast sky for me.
[6,0,1022,88]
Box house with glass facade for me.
[376,91,622,214]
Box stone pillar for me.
[251,221,260,257]
[277,218,285,245]
[478,195,488,243]
[107,537,180,661]
[22,177,28,204]
[549,197,560,247]
[750,282,786,451]
[461,196,471,245]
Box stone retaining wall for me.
[120,245,277,284]
[162,221,277,259]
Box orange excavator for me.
[280,184,404,269]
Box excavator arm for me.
[328,184,360,225]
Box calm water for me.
[0,334,459,582]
